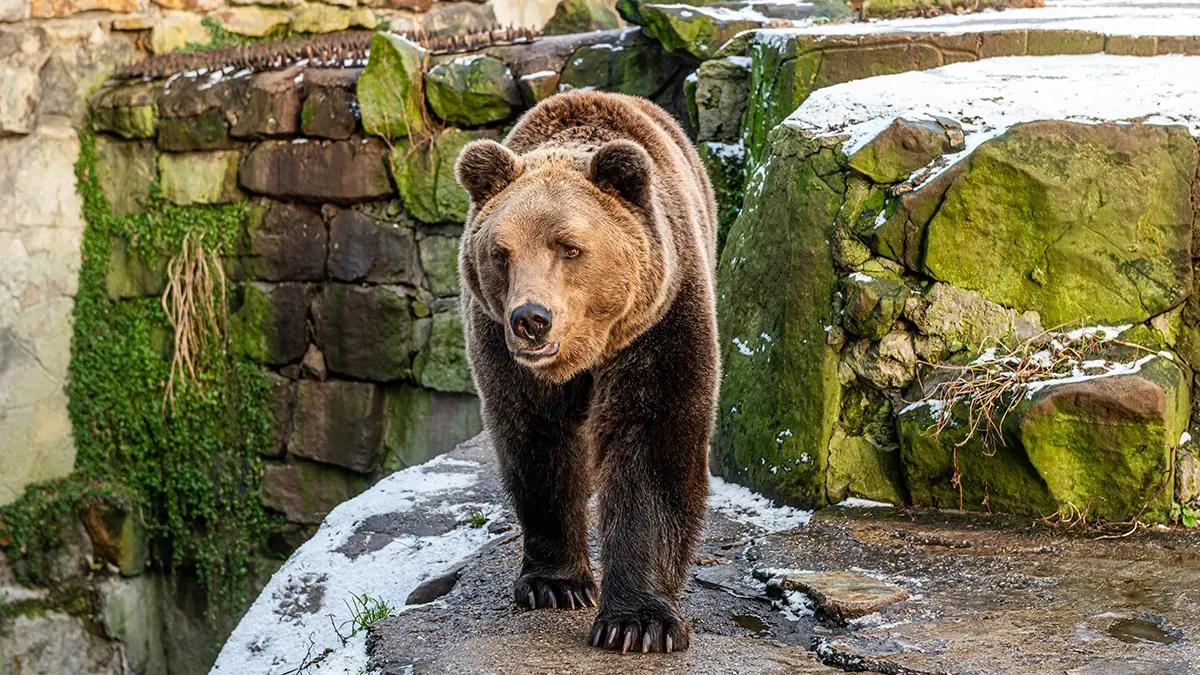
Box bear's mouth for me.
[513,341,560,362]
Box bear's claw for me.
[589,610,691,654]
[514,574,597,611]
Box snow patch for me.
[211,456,505,675]
[709,475,813,532]
[837,497,895,508]
[786,54,1200,186]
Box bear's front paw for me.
[514,573,597,610]
[589,607,691,654]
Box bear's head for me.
[456,138,668,383]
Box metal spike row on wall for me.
[115,25,541,79]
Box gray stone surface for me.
[364,437,1200,674]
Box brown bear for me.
[455,90,719,654]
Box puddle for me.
[732,613,770,636]
[1105,617,1183,645]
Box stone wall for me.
[0,0,572,513]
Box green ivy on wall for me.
[0,126,278,624]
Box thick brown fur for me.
[455,90,719,654]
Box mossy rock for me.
[900,352,1189,522]
[90,81,158,140]
[391,128,495,224]
[640,3,771,59]
[95,137,156,218]
[418,234,461,297]
[713,124,845,507]
[104,237,166,301]
[740,33,821,166]
[313,284,414,381]
[543,0,621,35]
[425,55,521,128]
[158,151,242,206]
[841,266,908,341]
[827,385,906,505]
[559,29,686,99]
[848,117,962,183]
[357,32,427,140]
[692,55,752,144]
[922,121,1195,326]
[413,306,475,394]
[382,385,481,471]
[157,108,232,152]
[230,283,313,366]
[697,140,745,255]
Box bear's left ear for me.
[455,139,525,205]
[588,139,653,211]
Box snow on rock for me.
[709,475,814,532]
[769,0,1200,37]
[214,436,820,674]
[211,452,507,675]
[786,53,1200,180]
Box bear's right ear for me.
[455,140,524,205]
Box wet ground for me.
[364,441,1200,674]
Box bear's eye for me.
[560,244,581,259]
[493,250,508,265]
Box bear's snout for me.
[508,303,560,363]
[510,303,553,342]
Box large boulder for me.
[313,284,414,381]
[713,124,846,507]
[425,55,520,128]
[899,350,1190,521]
[921,122,1195,326]
[357,32,427,140]
[847,116,964,184]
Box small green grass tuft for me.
[330,592,394,646]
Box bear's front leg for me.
[465,300,598,611]
[586,285,718,653]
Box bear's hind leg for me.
[586,284,717,653]
[466,301,597,611]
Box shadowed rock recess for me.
[11,0,1200,672]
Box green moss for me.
[697,141,746,256]
[184,16,298,52]
[712,125,845,507]
[0,124,280,628]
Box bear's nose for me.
[510,304,553,342]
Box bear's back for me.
[503,91,717,272]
